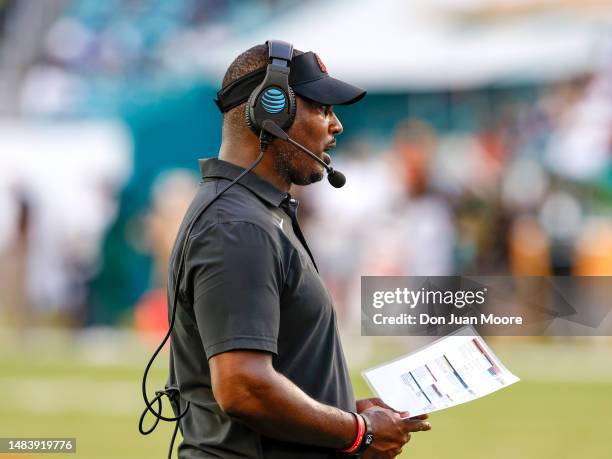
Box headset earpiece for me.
[246,40,296,136]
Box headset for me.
[139,40,298,459]
[245,40,296,140]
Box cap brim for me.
[292,76,366,106]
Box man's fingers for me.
[369,397,400,412]
[400,412,428,420]
[401,418,432,432]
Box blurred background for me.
[0,0,611,457]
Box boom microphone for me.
[261,120,346,188]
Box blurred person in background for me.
[134,169,198,342]
[0,189,31,332]
[375,119,455,277]
[145,170,199,290]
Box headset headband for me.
[268,40,293,66]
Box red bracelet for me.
[338,412,365,454]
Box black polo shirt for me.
[167,158,356,458]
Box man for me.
[167,43,431,458]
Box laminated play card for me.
[362,326,519,416]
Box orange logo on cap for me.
[315,53,327,73]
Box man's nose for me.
[330,111,343,135]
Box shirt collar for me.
[199,158,288,207]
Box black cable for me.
[139,138,268,458]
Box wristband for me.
[353,413,374,455]
[338,412,365,454]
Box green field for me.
[1,330,611,458]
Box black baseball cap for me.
[214,51,366,113]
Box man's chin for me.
[291,169,324,186]
[308,171,325,184]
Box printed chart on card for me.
[362,326,519,416]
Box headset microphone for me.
[261,120,346,188]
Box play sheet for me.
[362,326,519,416]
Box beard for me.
[273,144,324,186]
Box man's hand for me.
[359,406,431,459]
[357,397,428,421]
[356,398,410,418]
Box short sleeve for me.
[186,221,283,359]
